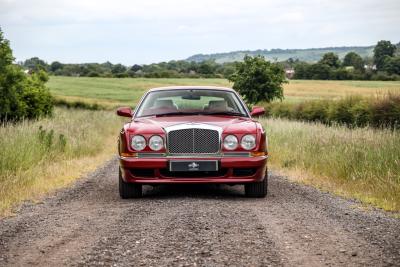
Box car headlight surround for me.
[148,135,164,151]
[131,135,146,151]
[223,135,238,150]
[241,134,256,150]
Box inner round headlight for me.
[241,135,256,150]
[223,135,238,150]
[131,135,146,151]
[149,135,164,151]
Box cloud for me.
[0,0,399,64]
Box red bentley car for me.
[116,86,268,198]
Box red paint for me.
[250,106,265,117]
[117,86,268,184]
[116,107,132,117]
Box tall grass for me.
[262,118,400,211]
[0,108,123,216]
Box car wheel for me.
[245,174,268,198]
[119,169,142,199]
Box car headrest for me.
[208,100,228,110]
[153,99,174,108]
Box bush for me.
[87,71,100,77]
[299,100,330,123]
[264,94,400,129]
[267,102,294,119]
[114,72,129,78]
[350,100,371,127]
[22,70,53,119]
[0,29,53,122]
[327,96,364,126]
[370,94,400,128]
[0,65,28,121]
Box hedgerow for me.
[264,94,400,129]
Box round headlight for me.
[223,135,238,150]
[131,135,146,151]
[149,135,164,151]
[241,135,256,150]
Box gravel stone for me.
[0,158,399,266]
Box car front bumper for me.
[119,155,268,184]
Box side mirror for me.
[250,106,265,117]
[117,107,132,118]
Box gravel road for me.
[0,158,399,266]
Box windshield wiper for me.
[154,111,199,117]
[202,111,245,117]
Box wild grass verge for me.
[0,108,123,216]
[262,118,400,212]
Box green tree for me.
[197,60,217,75]
[383,56,400,75]
[111,64,127,74]
[229,55,286,104]
[293,62,312,79]
[0,29,13,71]
[23,57,48,71]
[50,61,63,72]
[319,52,340,68]
[395,42,400,57]
[0,28,24,120]
[343,52,364,70]
[373,40,397,70]
[130,64,142,72]
[310,63,332,80]
[0,28,53,121]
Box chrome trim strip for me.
[133,152,252,158]
[137,153,166,158]
[222,152,251,157]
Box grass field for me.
[0,108,123,216]
[48,77,400,107]
[48,77,230,108]
[3,77,399,215]
[263,118,400,211]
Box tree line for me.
[21,40,400,81]
[292,40,400,81]
[22,58,237,79]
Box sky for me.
[0,0,399,65]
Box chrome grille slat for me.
[168,128,219,154]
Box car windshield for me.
[135,89,248,118]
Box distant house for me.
[23,69,33,75]
[285,68,295,79]
[364,64,377,70]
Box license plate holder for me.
[169,160,219,172]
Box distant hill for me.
[186,45,375,63]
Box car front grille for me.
[167,128,220,154]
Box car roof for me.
[148,86,235,92]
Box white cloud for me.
[0,0,399,64]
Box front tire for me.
[119,169,142,199]
[245,175,268,198]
